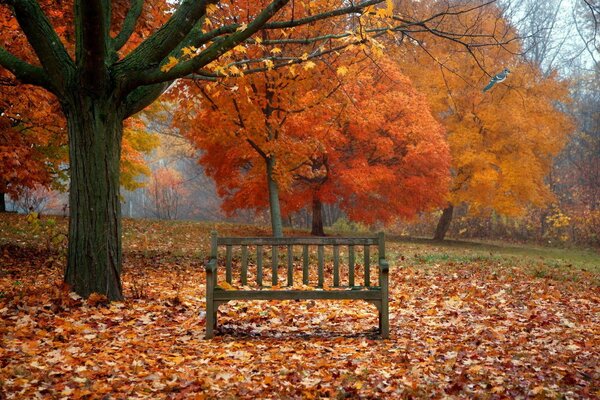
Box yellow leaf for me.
[233,45,247,53]
[264,59,275,70]
[220,282,235,290]
[160,56,179,72]
[336,66,349,76]
[236,23,248,32]
[228,65,242,76]
[303,61,316,71]
[206,4,218,14]
[181,46,197,57]
[271,47,282,54]
[300,52,309,61]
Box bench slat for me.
[317,244,324,288]
[364,245,370,287]
[333,245,340,287]
[302,245,309,285]
[218,237,378,246]
[349,245,355,287]
[225,245,232,284]
[287,245,293,287]
[257,245,263,286]
[241,245,248,285]
[272,245,279,286]
[378,232,385,287]
[213,289,382,301]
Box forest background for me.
[1,0,598,248]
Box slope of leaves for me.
[0,215,598,398]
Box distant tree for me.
[396,3,574,240]
[286,59,451,235]
[179,56,450,236]
[146,166,188,220]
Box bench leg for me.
[380,299,389,339]
[205,300,214,339]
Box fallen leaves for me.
[0,217,599,398]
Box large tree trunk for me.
[63,96,124,300]
[266,157,283,238]
[0,191,5,212]
[434,205,454,241]
[311,196,325,236]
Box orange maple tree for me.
[287,59,451,234]
[0,74,66,212]
[175,54,450,235]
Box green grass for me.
[387,236,599,272]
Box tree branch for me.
[0,47,52,88]
[117,0,211,72]
[112,0,144,51]
[9,0,74,91]
[128,0,291,87]
[122,82,172,118]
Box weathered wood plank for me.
[241,245,248,285]
[333,245,340,287]
[287,244,293,287]
[256,245,263,286]
[218,237,378,246]
[317,245,324,288]
[349,245,355,287]
[225,245,233,284]
[302,245,309,285]
[272,246,279,286]
[213,289,383,301]
[210,231,218,258]
[364,245,370,287]
[378,232,385,287]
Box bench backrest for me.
[210,232,385,288]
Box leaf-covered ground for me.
[1,215,599,399]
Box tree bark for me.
[0,191,5,212]
[311,196,325,236]
[434,205,454,241]
[266,157,283,237]
[62,96,124,300]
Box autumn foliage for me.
[0,1,167,202]
[392,2,574,238]
[288,60,451,224]
[175,49,450,232]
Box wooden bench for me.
[204,231,389,339]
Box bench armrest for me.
[205,257,217,273]
[379,258,389,273]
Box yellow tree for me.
[397,3,574,239]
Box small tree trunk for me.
[266,157,283,238]
[63,96,124,300]
[434,205,454,240]
[0,191,6,212]
[311,196,325,236]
